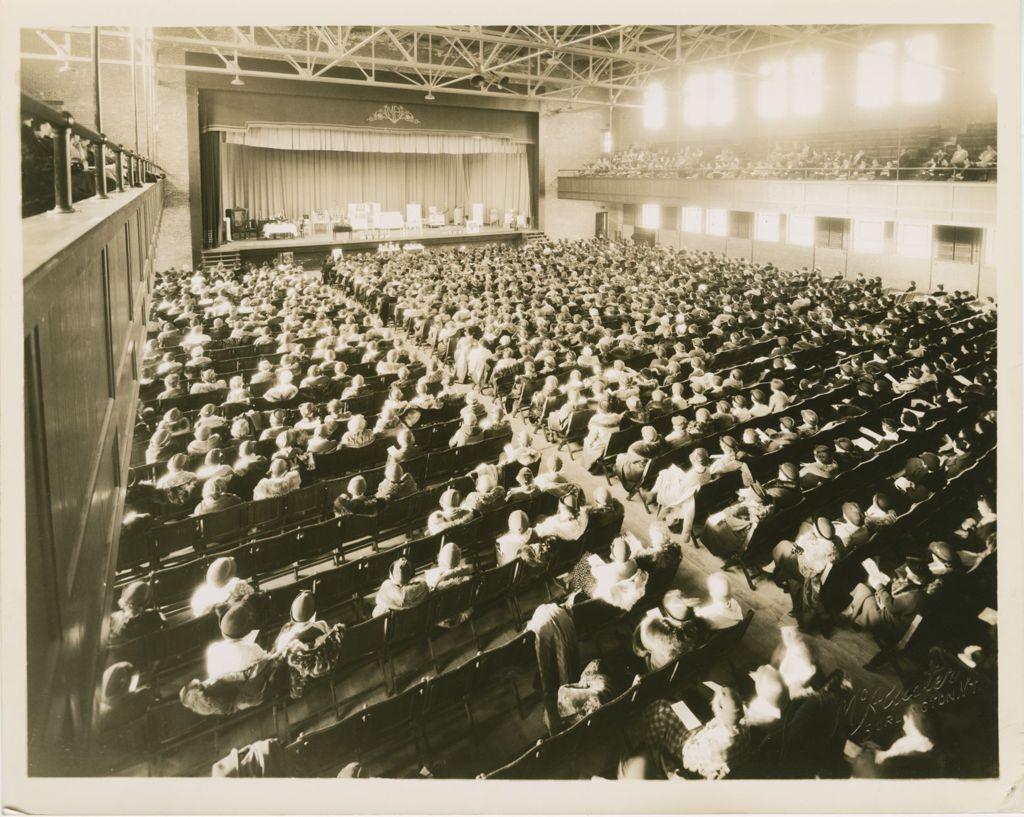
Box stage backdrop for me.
[215,138,530,225]
[199,91,535,245]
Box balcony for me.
[555,171,996,227]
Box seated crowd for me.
[580,137,997,182]
[98,235,996,780]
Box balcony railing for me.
[558,165,997,184]
[21,91,167,216]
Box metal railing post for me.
[93,136,108,199]
[52,114,75,213]
[114,148,125,192]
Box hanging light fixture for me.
[424,89,435,100]
[58,60,71,73]
[229,50,244,85]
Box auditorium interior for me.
[18,23,1005,783]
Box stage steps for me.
[201,248,241,268]
[522,231,547,243]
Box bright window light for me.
[601,130,613,153]
[644,82,666,129]
[791,53,823,115]
[857,41,896,108]
[681,207,702,233]
[788,214,814,246]
[758,60,787,119]
[706,208,728,236]
[897,223,932,258]
[902,34,942,104]
[640,203,661,229]
[683,73,708,127]
[853,219,886,254]
[755,212,781,243]
[709,70,736,125]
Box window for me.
[640,203,661,230]
[788,214,814,246]
[681,207,702,233]
[683,73,708,127]
[859,36,943,108]
[902,34,942,104]
[644,82,666,129]
[706,208,728,236]
[853,219,886,254]
[755,212,780,243]
[758,60,787,119]
[857,41,896,108]
[935,226,980,264]
[816,217,847,250]
[729,211,752,239]
[709,70,736,125]
[897,223,932,258]
[683,70,735,126]
[791,53,823,115]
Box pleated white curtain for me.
[221,124,525,155]
[219,143,531,222]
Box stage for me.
[214,226,543,265]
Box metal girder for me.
[21,24,888,106]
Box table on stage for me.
[262,221,299,239]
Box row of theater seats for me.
[101,505,628,776]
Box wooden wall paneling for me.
[23,183,164,772]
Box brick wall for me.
[538,107,616,240]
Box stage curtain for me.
[218,143,531,223]
[200,131,223,246]
[217,123,526,155]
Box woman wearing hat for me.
[461,472,504,513]
[637,685,751,779]
[834,502,870,550]
[385,428,422,465]
[195,449,234,483]
[493,511,544,569]
[535,492,590,542]
[156,454,199,506]
[798,445,840,489]
[652,448,713,541]
[371,557,430,618]
[709,435,745,476]
[145,427,177,464]
[108,581,165,645]
[190,556,255,618]
[273,591,330,653]
[702,482,774,561]
[95,661,152,734]
[865,492,898,528]
[193,477,243,516]
[534,453,584,501]
[340,414,376,449]
[580,399,624,472]
[253,458,302,501]
[424,543,476,627]
[426,489,475,535]
[632,590,709,671]
[582,537,649,611]
[841,556,930,640]
[205,602,267,681]
[615,426,666,488]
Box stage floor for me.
[219,226,540,262]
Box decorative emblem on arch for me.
[366,104,421,125]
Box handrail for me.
[558,166,997,182]
[21,90,167,213]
